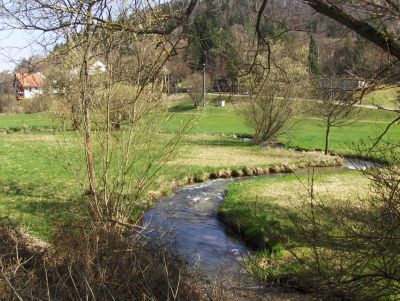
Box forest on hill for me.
[163,0,385,93]
[3,0,387,96]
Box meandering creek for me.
[143,160,371,284]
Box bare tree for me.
[182,72,211,108]
[240,42,309,144]
[243,81,298,144]
[313,76,361,155]
[0,0,199,225]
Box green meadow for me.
[0,96,399,239]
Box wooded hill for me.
[161,0,385,93]
[9,0,387,94]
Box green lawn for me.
[0,125,337,239]
[218,171,399,299]
[281,116,399,157]
[0,133,83,239]
[165,100,400,157]
[2,100,399,156]
[218,166,400,300]
[0,112,62,131]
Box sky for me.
[0,0,166,72]
[0,28,47,72]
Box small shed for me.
[216,99,225,107]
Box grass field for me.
[363,86,400,108]
[2,99,399,155]
[0,112,60,131]
[0,96,398,239]
[0,129,336,239]
[167,100,400,158]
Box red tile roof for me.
[15,72,44,88]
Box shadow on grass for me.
[187,138,254,147]
[220,196,363,252]
[0,179,84,238]
[168,103,196,112]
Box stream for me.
[143,159,372,284]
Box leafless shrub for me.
[0,218,209,301]
[0,2,206,300]
[253,156,400,300]
[181,73,211,109]
[22,95,51,114]
[239,43,308,144]
[242,84,298,144]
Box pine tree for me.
[188,1,225,71]
[308,35,320,75]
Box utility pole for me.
[7,84,12,115]
[202,63,206,110]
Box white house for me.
[69,61,107,77]
[14,72,45,100]
[89,61,106,75]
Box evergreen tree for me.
[308,35,320,75]
[188,1,225,71]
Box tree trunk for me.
[80,20,98,202]
[324,123,331,155]
[305,0,400,60]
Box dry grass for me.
[0,219,207,301]
[172,134,337,168]
[253,172,370,208]
[0,133,59,142]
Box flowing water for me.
[143,159,373,282]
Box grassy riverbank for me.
[219,170,369,250]
[0,130,340,239]
[217,169,400,299]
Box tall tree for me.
[308,35,320,75]
[188,2,224,71]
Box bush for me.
[241,87,298,144]
[268,153,400,300]
[0,94,13,113]
[22,96,51,114]
[0,219,203,300]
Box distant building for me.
[89,60,106,75]
[69,60,107,77]
[320,77,368,92]
[14,72,45,100]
